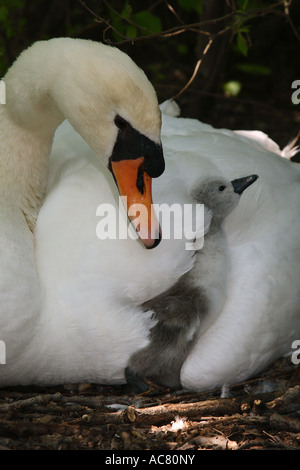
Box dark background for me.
[1,0,300,152]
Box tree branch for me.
[172,38,213,101]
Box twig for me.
[156,83,278,109]
[87,396,248,427]
[164,0,185,25]
[78,0,235,45]
[269,412,300,432]
[287,130,300,151]
[266,385,300,412]
[0,419,83,438]
[171,38,213,102]
[0,392,105,412]
[78,0,297,47]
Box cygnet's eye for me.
[219,185,226,191]
[115,115,128,131]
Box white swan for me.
[0,37,166,386]
[1,38,299,391]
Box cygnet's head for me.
[190,174,258,220]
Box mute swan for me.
[125,174,258,392]
[0,38,299,391]
[0,37,166,386]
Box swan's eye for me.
[219,185,226,191]
[115,115,128,131]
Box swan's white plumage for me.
[0,38,299,390]
[31,120,199,385]
[31,110,300,390]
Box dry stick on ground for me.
[0,392,106,413]
[0,395,245,425]
[0,390,299,449]
[266,385,300,412]
[0,395,264,427]
[0,358,299,449]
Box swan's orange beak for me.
[111,157,161,249]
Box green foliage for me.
[235,62,271,76]
[108,0,201,42]
[109,2,162,41]
[236,31,249,56]
[231,0,271,56]
[133,11,162,35]
[0,0,25,39]
[176,0,202,14]
[0,0,27,75]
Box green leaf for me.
[235,62,271,75]
[176,0,202,13]
[121,2,132,20]
[133,11,162,34]
[237,0,249,11]
[236,32,248,56]
[111,13,126,42]
[125,25,137,38]
[0,6,8,23]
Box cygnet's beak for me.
[231,174,258,194]
[111,157,162,249]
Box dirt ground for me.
[0,356,300,451]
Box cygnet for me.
[125,174,258,392]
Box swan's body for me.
[0,39,299,391]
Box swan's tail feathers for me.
[160,99,181,117]
[280,131,300,160]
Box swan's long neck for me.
[0,46,66,233]
[0,38,162,236]
[0,44,76,380]
[0,110,55,233]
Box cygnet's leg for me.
[125,280,207,393]
[126,322,189,392]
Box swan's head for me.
[191,175,258,220]
[51,39,165,248]
[8,38,164,247]
[59,39,166,248]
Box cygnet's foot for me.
[125,366,150,394]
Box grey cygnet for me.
[125,174,258,392]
